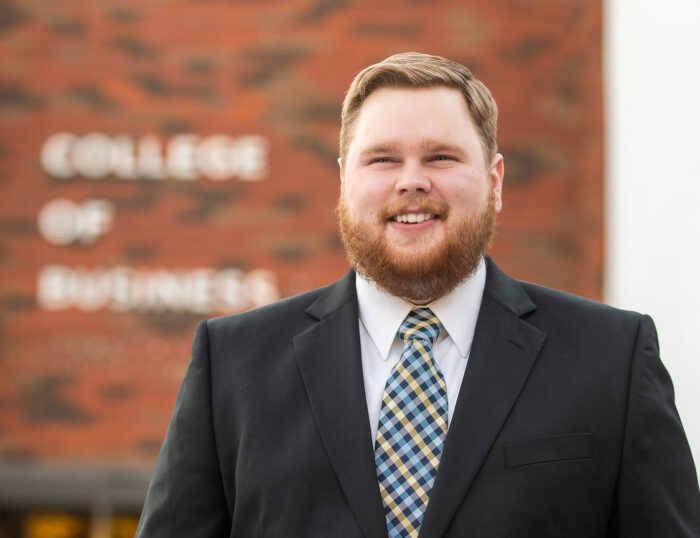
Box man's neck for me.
[405,297,435,306]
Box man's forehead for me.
[351,87,474,133]
[344,86,480,162]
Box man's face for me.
[338,86,504,303]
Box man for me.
[136,53,700,537]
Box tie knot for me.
[398,308,441,345]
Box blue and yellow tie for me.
[374,308,448,538]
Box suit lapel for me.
[293,271,388,538]
[420,259,547,537]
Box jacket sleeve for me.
[136,320,231,538]
[614,315,700,536]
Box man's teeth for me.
[394,213,435,223]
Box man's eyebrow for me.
[419,140,466,155]
[358,140,466,157]
[358,143,401,157]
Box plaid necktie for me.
[374,308,448,538]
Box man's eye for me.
[369,157,394,164]
[431,154,456,161]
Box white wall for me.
[605,0,700,467]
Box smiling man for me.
[136,53,700,538]
[337,84,501,304]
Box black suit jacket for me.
[136,259,700,537]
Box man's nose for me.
[395,162,431,194]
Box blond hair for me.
[339,52,498,166]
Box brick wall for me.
[0,0,603,466]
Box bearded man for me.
[136,53,700,538]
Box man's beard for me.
[336,191,496,303]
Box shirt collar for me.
[355,257,487,360]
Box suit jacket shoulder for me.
[484,258,646,357]
[202,270,357,373]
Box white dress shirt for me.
[356,257,487,444]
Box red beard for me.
[337,191,496,303]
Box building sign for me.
[38,199,116,245]
[34,132,279,315]
[37,265,279,314]
[40,133,269,181]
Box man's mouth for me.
[389,213,438,224]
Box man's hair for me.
[339,52,498,166]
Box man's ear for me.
[490,153,504,213]
[338,156,344,183]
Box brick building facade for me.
[0,1,603,536]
